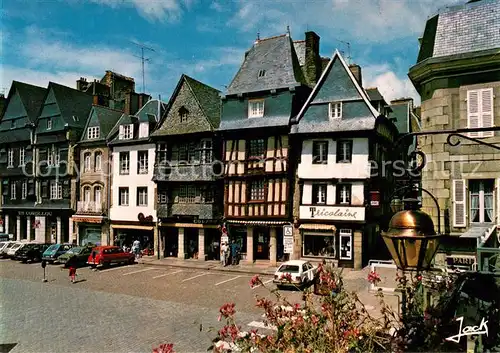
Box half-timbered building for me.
[151,75,222,260]
[219,32,322,266]
[289,51,398,269]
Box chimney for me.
[124,94,131,115]
[349,64,362,87]
[304,31,321,87]
[76,77,88,91]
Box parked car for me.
[87,246,135,268]
[0,242,18,258]
[6,242,25,259]
[15,243,51,263]
[273,260,317,289]
[58,246,94,268]
[42,244,74,263]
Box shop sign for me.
[299,206,365,221]
[18,211,53,217]
[283,236,294,254]
[283,225,293,237]
[370,191,380,207]
[446,256,475,267]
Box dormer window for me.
[47,118,52,130]
[179,107,189,123]
[87,126,100,139]
[258,69,266,78]
[248,99,264,118]
[329,102,342,119]
[119,124,133,140]
[139,122,149,138]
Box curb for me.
[137,260,276,276]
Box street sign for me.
[283,224,293,237]
[284,236,294,254]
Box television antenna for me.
[131,40,156,93]
[335,39,351,64]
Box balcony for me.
[157,203,218,220]
[153,164,220,182]
[77,201,104,215]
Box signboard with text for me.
[299,206,365,221]
[283,236,294,254]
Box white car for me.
[6,242,24,259]
[0,241,15,254]
[273,260,317,288]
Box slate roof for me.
[226,34,306,95]
[8,81,47,122]
[293,40,306,66]
[417,0,500,63]
[0,129,31,144]
[78,105,123,143]
[365,87,384,102]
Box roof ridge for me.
[255,33,287,43]
[92,104,124,113]
[184,75,221,93]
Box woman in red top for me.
[69,266,77,283]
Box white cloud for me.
[87,0,188,22]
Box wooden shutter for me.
[453,179,466,227]
[467,90,480,138]
[481,88,494,137]
[119,125,124,140]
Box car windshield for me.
[68,247,83,254]
[0,242,5,247]
[46,245,59,252]
[11,244,21,250]
[5,243,15,249]
[278,265,300,273]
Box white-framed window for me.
[312,141,328,164]
[84,153,91,172]
[22,181,27,199]
[7,148,14,167]
[337,140,352,163]
[119,187,129,206]
[94,186,102,206]
[337,184,351,205]
[119,124,133,140]
[329,102,342,119]
[47,145,59,166]
[339,229,352,260]
[139,122,149,138]
[249,180,265,201]
[119,152,129,174]
[54,146,60,165]
[200,139,213,164]
[469,179,494,223]
[94,152,102,171]
[137,187,148,206]
[248,99,264,118]
[137,151,148,174]
[83,186,91,203]
[19,148,25,166]
[47,118,52,130]
[467,88,494,138]
[312,183,327,204]
[47,148,54,166]
[87,126,100,139]
[157,190,168,204]
[157,144,168,164]
[50,180,62,199]
[10,182,16,200]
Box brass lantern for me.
[382,198,442,271]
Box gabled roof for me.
[153,75,221,136]
[226,34,306,95]
[417,0,500,63]
[3,81,47,122]
[79,105,123,143]
[293,50,379,125]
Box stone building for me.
[409,0,500,268]
[151,75,222,260]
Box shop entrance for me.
[20,216,28,240]
[205,228,220,261]
[184,228,199,259]
[162,227,178,258]
[116,228,154,252]
[81,226,102,246]
[254,227,270,260]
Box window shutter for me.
[119,125,124,139]
[481,88,494,138]
[467,90,480,138]
[453,179,466,227]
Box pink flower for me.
[280,273,292,281]
[249,275,260,288]
[152,343,175,353]
[219,302,236,318]
[367,271,381,285]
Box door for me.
[254,228,269,260]
[339,230,353,260]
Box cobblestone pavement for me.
[0,259,399,352]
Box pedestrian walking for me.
[230,240,240,266]
[132,239,141,260]
[221,242,228,267]
[69,266,77,283]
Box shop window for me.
[337,184,351,205]
[303,233,336,258]
[312,141,328,164]
[312,184,327,205]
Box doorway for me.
[254,227,270,260]
[163,227,178,258]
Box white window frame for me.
[467,88,494,138]
[83,153,91,172]
[158,191,168,204]
[137,187,148,206]
[469,179,494,224]
[47,148,54,166]
[94,152,102,171]
[10,182,16,200]
[339,229,352,260]
[21,181,27,199]
[47,118,52,130]
[200,139,213,164]
[248,99,265,118]
[54,146,60,166]
[139,122,149,138]
[337,140,352,163]
[87,126,100,139]
[312,141,328,164]
[119,187,129,206]
[19,148,25,166]
[119,152,130,175]
[338,184,351,205]
[94,186,102,206]
[7,148,14,168]
[50,180,62,200]
[315,184,327,204]
[123,124,133,139]
[137,151,149,174]
[329,102,342,119]
[83,186,91,203]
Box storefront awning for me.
[299,224,337,232]
[160,223,218,229]
[226,220,290,226]
[112,224,154,231]
[72,216,104,224]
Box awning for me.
[160,223,218,229]
[299,224,337,232]
[111,224,154,231]
[226,220,289,226]
[72,216,104,224]
[459,224,494,239]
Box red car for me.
[87,246,135,268]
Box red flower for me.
[367,271,381,285]
[219,302,236,318]
[249,275,260,288]
[416,275,423,282]
[280,273,292,281]
[152,343,175,353]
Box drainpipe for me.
[107,147,112,245]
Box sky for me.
[1,0,465,107]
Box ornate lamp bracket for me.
[447,133,500,151]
